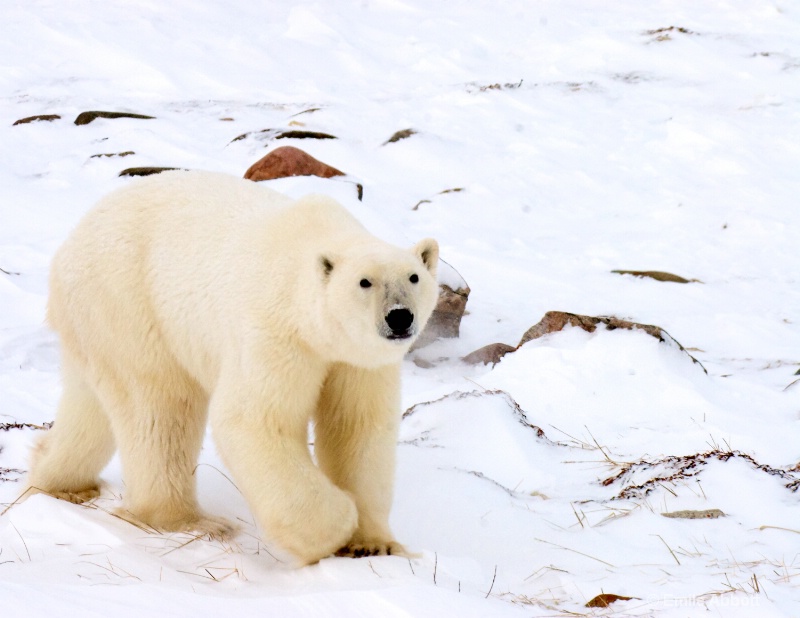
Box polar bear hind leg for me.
[27,351,115,504]
[94,360,235,539]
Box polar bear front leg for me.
[209,361,358,566]
[314,363,406,558]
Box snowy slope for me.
[2,1,799,616]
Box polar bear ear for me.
[413,238,439,277]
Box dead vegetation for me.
[643,26,698,42]
[402,388,548,441]
[602,449,800,499]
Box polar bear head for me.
[315,237,439,367]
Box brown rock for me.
[519,311,663,346]
[462,343,516,366]
[119,167,182,177]
[612,269,696,283]
[586,594,635,608]
[244,146,345,182]
[519,311,706,372]
[413,284,470,349]
[13,114,61,125]
[74,111,155,125]
[383,128,417,145]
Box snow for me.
[2,0,799,615]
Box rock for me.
[612,269,697,283]
[244,146,344,182]
[412,260,470,349]
[231,129,337,143]
[462,343,516,366]
[463,311,705,370]
[520,311,663,346]
[586,594,635,608]
[519,311,706,372]
[12,114,61,125]
[383,128,417,145]
[119,167,181,177]
[425,284,470,340]
[74,111,155,125]
[413,285,470,350]
[412,187,465,211]
[91,151,135,159]
[661,509,725,519]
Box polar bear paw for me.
[45,485,102,504]
[113,508,238,541]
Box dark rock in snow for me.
[412,260,470,350]
[231,129,337,143]
[119,167,182,177]
[462,343,516,366]
[383,128,417,145]
[74,111,155,125]
[413,284,470,350]
[519,310,706,372]
[244,146,344,182]
[612,269,697,283]
[91,151,135,159]
[13,114,61,125]
[463,310,705,370]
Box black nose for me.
[386,308,414,333]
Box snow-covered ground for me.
[2,1,799,615]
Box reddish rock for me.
[462,310,705,371]
[612,269,696,283]
[586,594,635,608]
[462,343,516,366]
[519,311,664,346]
[244,146,345,182]
[518,310,706,372]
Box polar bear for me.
[26,170,439,565]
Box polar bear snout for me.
[384,307,415,340]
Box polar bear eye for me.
[360,278,372,288]
[409,274,419,284]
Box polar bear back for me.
[48,171,374,387]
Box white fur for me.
[26,171,439,564]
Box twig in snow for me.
[757,525,800,535]
[1,485,38,516]
[485,565,497,598]
[570,502,586,528]
[535,538,615,568]
[193,462,241,493]
[585,426,619,465]
[653,534,681,565]
[433,552,438,585]
[11,523,30,561]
